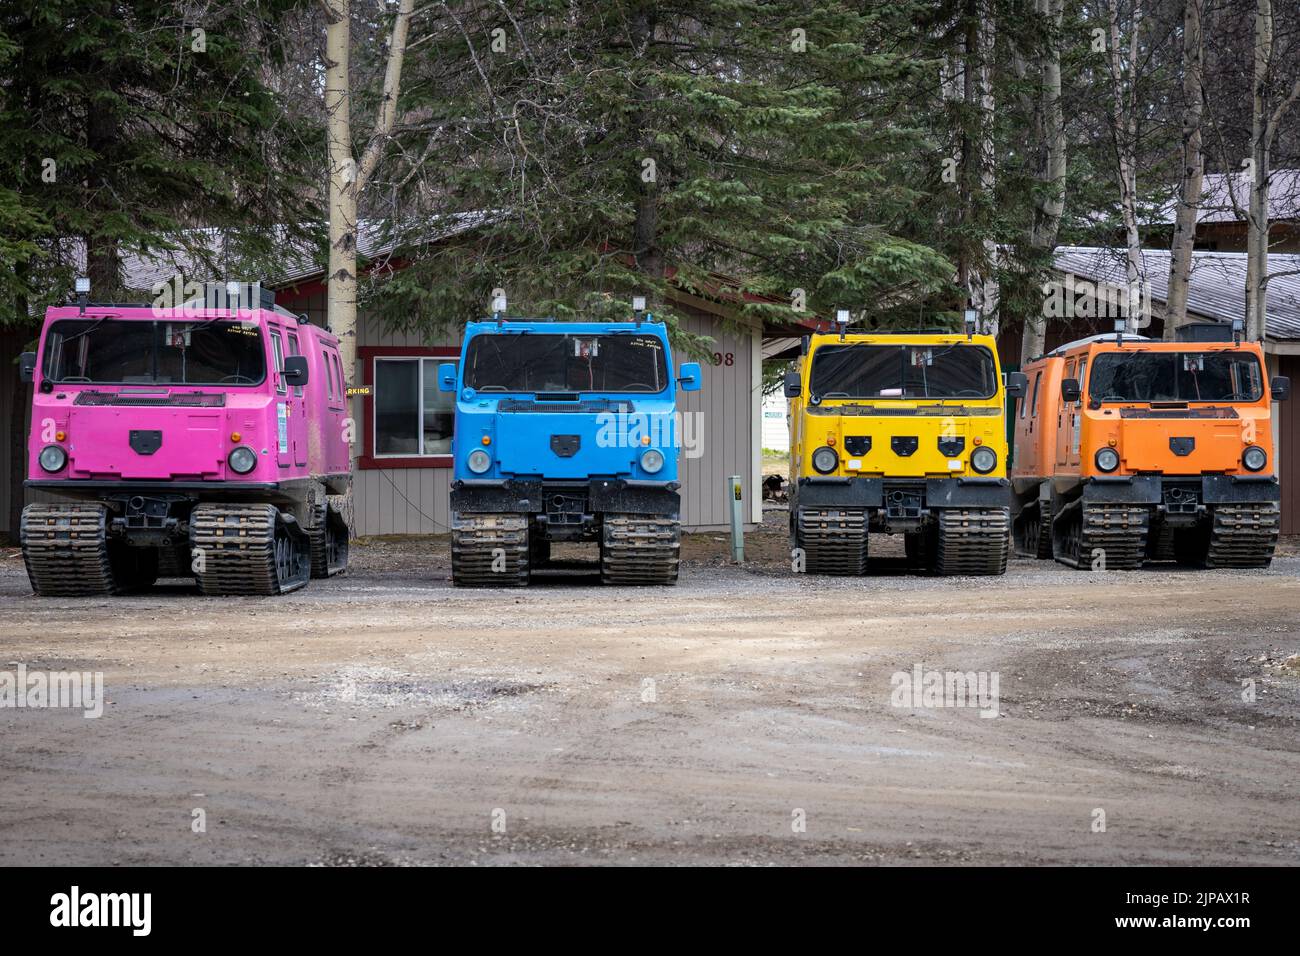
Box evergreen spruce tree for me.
[0,0,320,322]
[374,0,957,340]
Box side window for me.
[287,333,303,398]
[270,330,286,395]
[322,348,338,403]
[372,356,459,457]
[1077,358,1088,402]
[1030,371,1041,418]
[322,349,334,402]
[329,351,344,408]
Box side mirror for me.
[18,352,36,384]
[438,362,457,393]
[678,362,702,392]
[1060,378,1081,403]
[1271,375,1290,402]
[1005,371,1028,399]
[282,355,309,387]
[783,371,802,398]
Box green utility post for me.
[728,475,744,563]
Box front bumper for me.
[794,476,1010,510]
[1076,474,1280,506]
[451,477,681,517]
[26,479,281,493]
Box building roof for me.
[1150,169,1300,225]
[1053,245,1300,341]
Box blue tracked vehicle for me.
[440,314,702,586]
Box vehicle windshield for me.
[464,333,668,393]
[41,319,266,386]
[1088,351,1263,403]
[809,343,997,400]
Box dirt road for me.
[2,512,1298,866]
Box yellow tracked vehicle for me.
[785,317,1026,575]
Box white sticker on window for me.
[277,403,289,453]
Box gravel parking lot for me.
[2,507,1298,866]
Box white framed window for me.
[270,330,286,395]
[373,356,458,457]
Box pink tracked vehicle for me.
[19,284,352,596]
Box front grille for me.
[74,391,225,407]
[1119,406,1238,419]
[809,404,1000,417]
[498,399,632,414]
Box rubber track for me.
[1147,522,1177,561]
[794,508,867,576]
[1034,504,1053,559]
[1204,502,1279,569]
[601,515,680,585]
[1057,503,1149,570]
[156,545,193,578]
[1014,502,1053,560]
[933,508,1010,576]
[191,503,308,596]
[451,513,530,587]
[309,500,350,578]
[21,503,119,596]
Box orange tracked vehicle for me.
[1010,325,1289,569]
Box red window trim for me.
[357,345,460,470]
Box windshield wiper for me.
[54,315,113,349]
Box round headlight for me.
[640,448,665,474]
[1095,447,1120,472]
[38,444,67,473]
[467,449,492,474]
[811,446,838,474]
[1242,445,1267,472]
[970,446,997,474]
[228,445,258,475]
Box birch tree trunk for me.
[1108,0,1143,334]
[324,0,415,397]
[1245,0,1270,342]
[1245,0,1300,342]
[1020,0,1066,366]
[971,2,1000,338]
[1165,0,1204,340]
[323,0,414,536]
